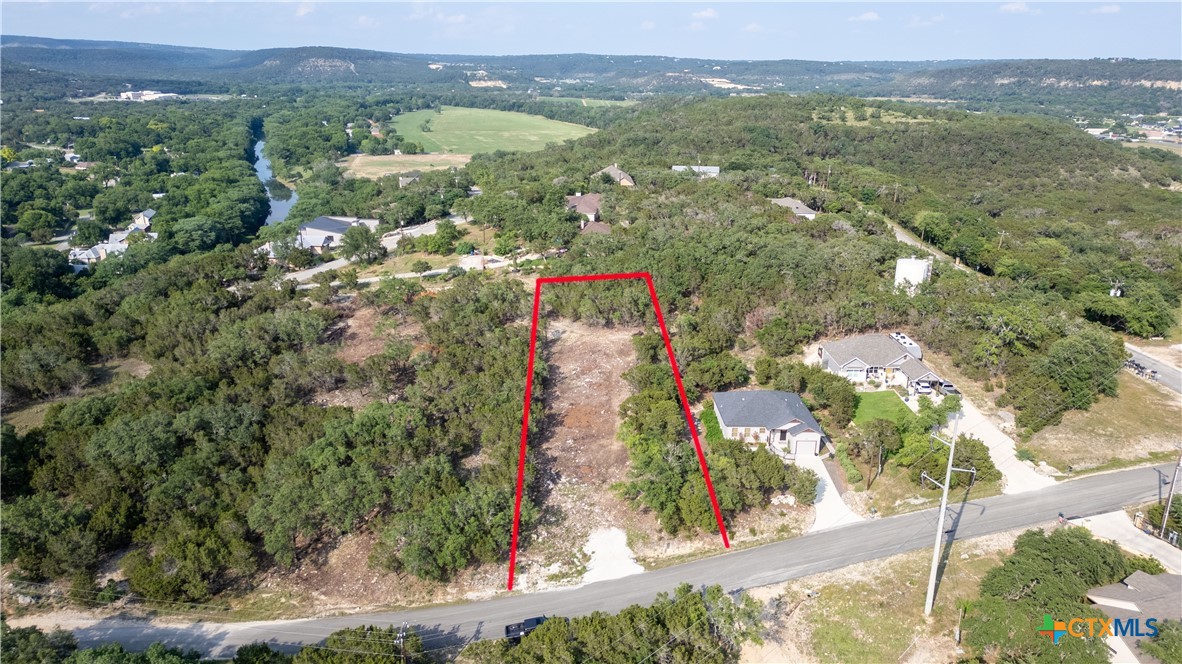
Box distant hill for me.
[2,35,1178,114]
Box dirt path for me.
[514,321,651,589]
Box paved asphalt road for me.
[1125,344,1182,395]
[45,463,1177,658]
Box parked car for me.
[939,382,960,395]
[916,383,933,395]
[505,616,547,644]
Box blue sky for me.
[2,2,1179,61]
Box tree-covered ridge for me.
[3,36,1178,115]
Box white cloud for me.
[1091,4,1120,13]
[355,15,379,28]
[848,11,880,22]
[295,2,315,18]
[691,8,718,20]
[743,22,765,33]
[688,21,705,31]
[1000,2,1041,14]
[639,20,656,30]
[437,12,466,24]
[908,13,945,28]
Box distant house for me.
[595,163,635,187]
[712,390,825,458]
[672,165,720,178]
[64,152,81,164]
[151,192,166,200]
[894,256,933,296]
[1087,571,1182,663]
[74,161,97,171]
[398,172,421,188]
[260,215,381,259]
[580,220,612,235]
[130,209,156,230]
[769,196,818,220]
[565,192,603,227]
[819,333,942,393]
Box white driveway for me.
[1072,511,1182,573]
[796,452,865,532]
[956,398,1057,494]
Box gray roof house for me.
[712,390,824,458]
[769,196,818,220]
[1087,572,1182,664]
[819,333,942,391]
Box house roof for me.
[713,390,822,433]
[303,216,354,234]
[769,197,818,216]
[566,193,603,216]
[822,334,913,369]
[1088,572,1182,661]
[596,164,634,186]
[580,220,612,235]
[898,357,940,383]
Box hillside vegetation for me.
[2,36,1178,115]
[2,91,1178,610]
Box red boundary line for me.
[507,272,730,590]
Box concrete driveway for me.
[955,399,1057,494]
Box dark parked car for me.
[939,382,960,395]
[505,616,547,644]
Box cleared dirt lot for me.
[340,153,472,179]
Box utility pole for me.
[923,413,976,616]
[1161,455,1181,540]
[396,621,408,663]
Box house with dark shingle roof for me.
[1087,571,1182,664]
[712,390,824,458]
[565,192,603,227]
[819,333,942,392]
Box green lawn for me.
[853,390,912,428]
[389,106,595,155]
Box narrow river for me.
[253,140,298,225]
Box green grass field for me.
[389,106,595,155]
[853,390,912,428]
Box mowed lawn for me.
[853,390,912,428]
[390,106,594,155]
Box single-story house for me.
[398,172,421,188]
[672,165,720,178]
[74,161,97,171]
[712,390,825,458]
[565,192,603,227]
[260,215,381,259]
[769,196,818,220]
[894,256,932,296]
[819,333,942,392]
[595,163,635,187]
[1087,571,1182,663]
